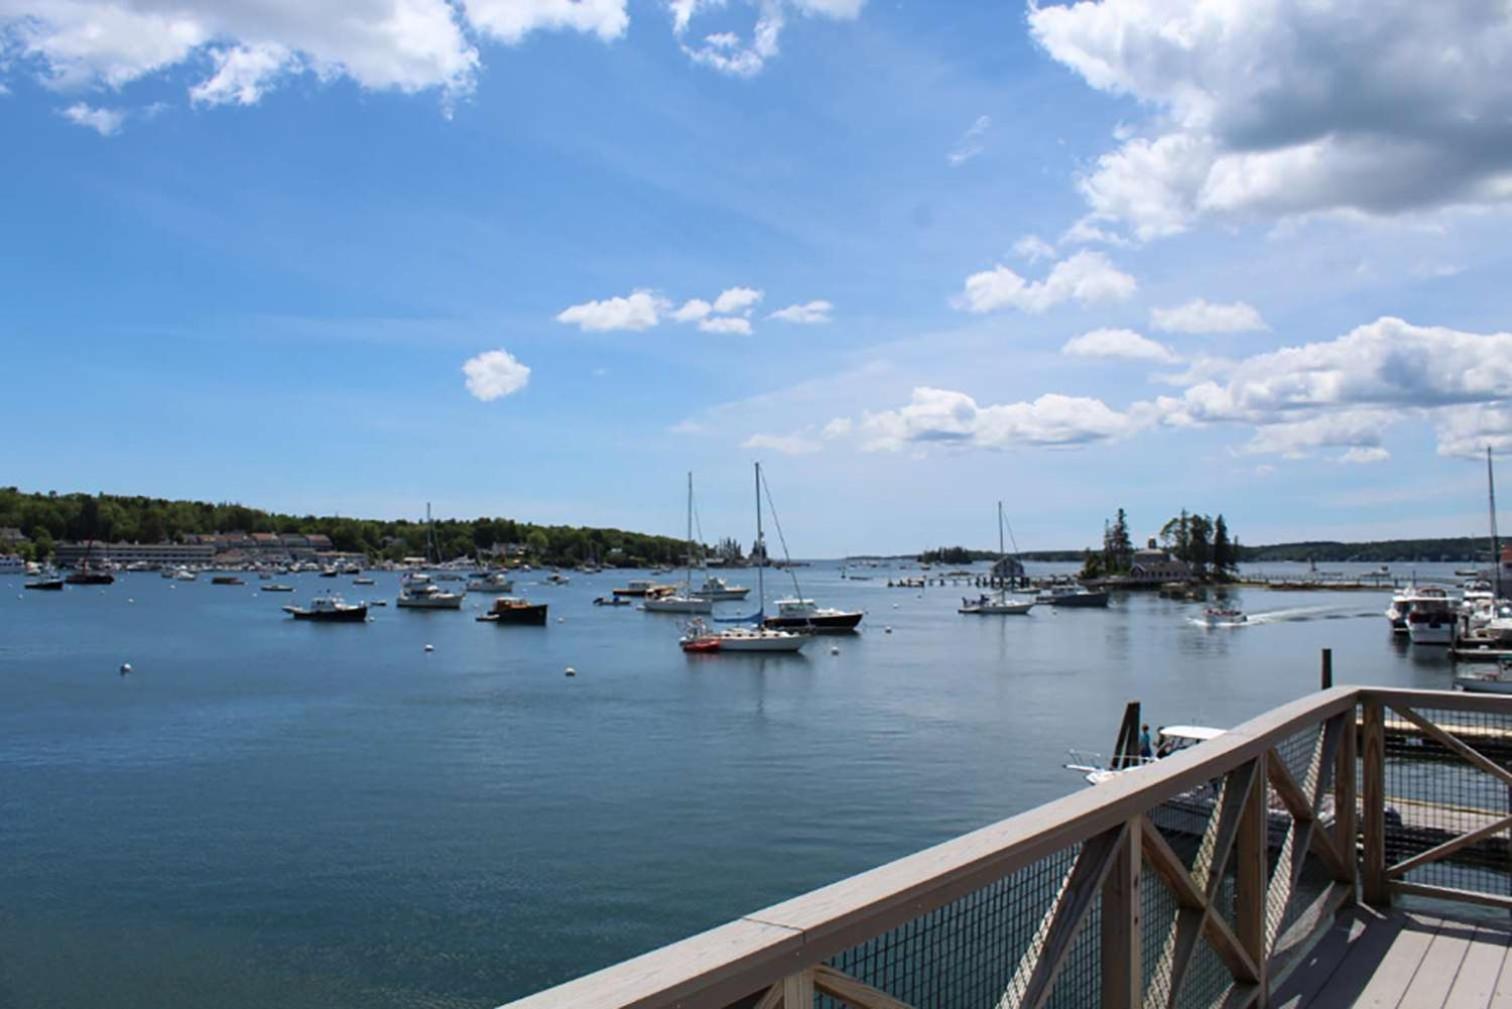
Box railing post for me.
[1100,818,1141,1009]
[1320,648,1333,690]
[1334,708,1358,889]
[781,969,813,1008]
[1362,697,1389,906]
[1236,753,1269,1006]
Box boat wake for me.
[1186,604,1374,629]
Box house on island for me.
[1125,547,1192,586]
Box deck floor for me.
[1275,908,1512,1008]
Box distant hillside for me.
[1238,538,1493,564]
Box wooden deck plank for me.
[1399,920,1473,1008]
[1446,927,1505,1009]
[1490,942,1512,1009]
[1344,914,1439,1007]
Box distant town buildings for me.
[0,527,27,545]
[55,532,354,567]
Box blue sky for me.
[5,0,1512,555]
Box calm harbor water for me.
[0,562,1459,1008]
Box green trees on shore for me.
[1081,507,1239,581]
[0,487,691,566]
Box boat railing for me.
[497,687,1512,1009]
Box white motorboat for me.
[397,572,463,609]
[1403,587,1455,645]
[283,594,368,622]
[0,554,27,575]
[644,593,713,614]
[1203,607,1247,627]
[690,575,750,600]
[170,566,198,581]
[1457,658,1512,694]
[467,571,514,592]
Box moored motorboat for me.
[643,593,713,614]
[283,594,367,621]
[959,593,1034,616]
[1456,658,1512,694]
[763,597,864,631]
[593,595,633,606]
[262,583,295,592]
[466,571,513,592]
[353,576,376,586]
[1042,585,1109,608]
[1407,598,1456,645]
[476,596,548,625]
[66,563,115,585]
[690,575,750,600]
[612,579,660,597]
[397,572,463,610]
[211,575,245,586]
[24,576,64,591]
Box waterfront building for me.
[0,527,28,546]
[1126,547,1192,585]
[55,540,215,567]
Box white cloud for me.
[698,316,752,335]
[60,101,125,135]
[712,286,762,315]
[462,0,628,44]
[189,43,292,106]
[462,348,530,401]
[955,251,1136,314]
[671,298,712,323]
[1029,0,1512,236]
[1154,317,1512,458]
[1012,235,1056,262]
[1060,216,1133,248]
[1150,299,1268,335]
[948,114,990,167]
[669,0,862,77]
[821,417,852,438]
[861,387,1143,452]
[5,0,481,101]
[1062,328,1178,364]
[768,300,832,324]
[743,432,820,455]
[556,289,667,331]
[1341,447,1391,464]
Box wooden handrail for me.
[498,688,1359,1009]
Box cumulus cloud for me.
[712,286,762,315]
[1062,328,1179,364]
[743,432,820,455]
[669,0,863,77]
[955,251,1136,314]
[1341,447,1391,464]
[860,387,1143,452]
[821,417,852,438]
[60,101,125,135]
[948,114,990,167]
[1151,299,1268,334]
[698,316,752,335]
[671,298,712,323]
[1154,317,1512,458]
[189,43,292,106]
[556,290,667,332]
[1060,216,1134,248]
[769,300,832,324]
[5,0,481,102]
[462,348,530,400]
[1013,235,1056,262]
[1029,0,1512,237]
[463,0,628,44]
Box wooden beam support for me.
[1099,818,1141,1009]
[1387,811,1512,878]
[1265,746,1349,882]
[1235,751,1269,1005]
[1333,708,1359,888]
[811,965,916,1009]
[999,825,1127,1009]
[1386,703,1512,790]
[781,969,813,1009]
[1361,698,1388,907]
[1391,880,1512,912]
[752,982,785,1009]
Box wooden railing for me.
[498,688,1512,1009]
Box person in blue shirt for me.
[1139,724,1153,760]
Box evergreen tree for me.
[1212,515,1233,573]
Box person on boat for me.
[1139,725,1153,760]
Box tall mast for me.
[685,472,693,592]
[755,462,765,616]
[997,500,1006,598]
[1490,447,1502,598]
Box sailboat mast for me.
[997,501,1006,597]
[685,472,694,591]
[755,462,765,613]
[1490,447,1502,598]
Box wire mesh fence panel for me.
[824,846,1089,1009]
[1384,704,1512,901]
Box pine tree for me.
[1212,515,1233,574]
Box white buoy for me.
[424,643,434,652]
[119,662,132,675]
[892,603,899,609]
[565,666,576,677]
[127,597,135,603]
[884,626,893,634]
[557,617,565,623]
[829,645,840,655]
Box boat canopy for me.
[1158,725,1225,743]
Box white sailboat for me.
[644,474,714,614]
[683,462,807,653]
[398,504,463,609]
[959,502,1035,615]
